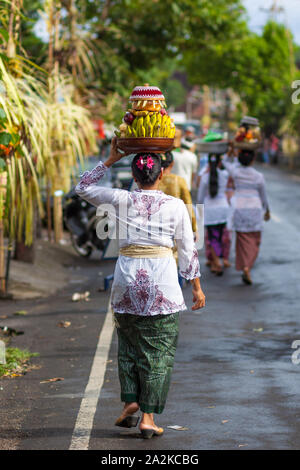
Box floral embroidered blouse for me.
[75,161,201,316]
[223,159,269,232]
[197,168,230,226]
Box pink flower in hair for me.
[136,156,144,170]
[146,156,154,169]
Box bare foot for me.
[140,422,163,431]
[140,413,163,435]
[117,402,139,422]
[242,267,252,285]
[140,421,164,438]
[211,262,223,275]
[223,259,231,268]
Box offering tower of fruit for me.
[115,84,176,139]
[234,116,261,146]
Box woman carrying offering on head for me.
[197,154,231,275]
[223,149,270,285]
[75,138,205,439]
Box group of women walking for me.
[197,146,270,284]
[75,137,269,440]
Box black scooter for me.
[63,188,109,257]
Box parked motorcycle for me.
[63,188,109,257]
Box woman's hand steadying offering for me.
[104,137,128,167]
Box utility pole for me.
[260,0,284,20]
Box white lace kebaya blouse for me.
[75,161,201,316]
[197,168,230,226]
[223,160,269,232]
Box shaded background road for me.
[0,164,299,450]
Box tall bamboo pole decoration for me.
[7,0,16,58]
[0,171,7,293]
[53,2,63,243]
[54,3,61,99]
[14,1,22,51]
[69,0,77,80]
[0,0,17,293]
[68,0,81,105]
[46,0,55,242]
[48,1,54,72]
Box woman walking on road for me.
[224,149,270,285]
[197,154,231,275]
[76,138,205,439]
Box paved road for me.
[0,164,300,450]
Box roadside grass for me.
[0,347,39,378]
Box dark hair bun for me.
[238,150,255,166]
[131,153,161,186]
[161,151,173,169]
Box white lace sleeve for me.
[76,161,108,192]
[175,201,201,280]
[258,175,269,211]
[75,161,126,207]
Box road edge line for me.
[69,300,114,450]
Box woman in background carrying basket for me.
[224,145,271,285]
[197,153,231,275]
[224,117,271,284]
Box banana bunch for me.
[116,112,176,139]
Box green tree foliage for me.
[184,21,295,133]
[162,78,186,109]
[7,0,248,122]
[281,70,300,135]
[134,61,187,109]
[66,0,247,121]
[84,0,246,68]
[9,1,296,132]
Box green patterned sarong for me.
[114,312,179,414]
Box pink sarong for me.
[235,231,261,271]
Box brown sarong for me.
[235,231,261,271]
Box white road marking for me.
[69,300,114,450]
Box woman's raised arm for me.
[75,138,127,207]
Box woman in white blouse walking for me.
[197,154,231,275]
[224,149,270,285]
[76,138,205,439]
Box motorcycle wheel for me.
[71,234,93,258]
